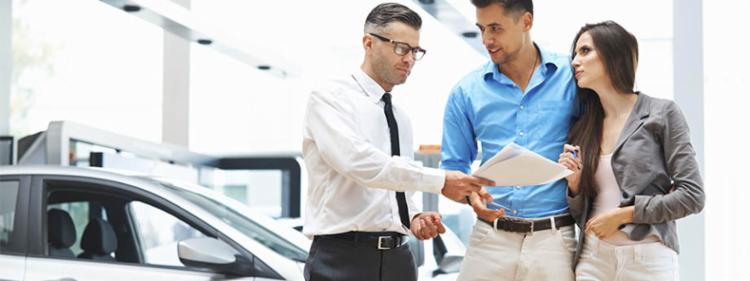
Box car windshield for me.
[158,182,308,262]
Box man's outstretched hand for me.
[468,189,505,222]
[441,170,495,202]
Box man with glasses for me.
[302,3,494,281]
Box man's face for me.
[366,22,421,88]
[475,4,530,65]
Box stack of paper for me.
[473,143,573,186]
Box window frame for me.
[26,174,279,278]
[0,176,31,256]
[126,200,209,267]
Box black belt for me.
[479,214,575,233]
[315,231,407,250]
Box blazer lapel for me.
[613,93,651,154]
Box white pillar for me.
[162,0,191,147]
[0,1,11,135]
[673,0,704,280]
[704,1,750,280]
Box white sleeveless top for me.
[591,154,659,245]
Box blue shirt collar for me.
[482,43,563,83]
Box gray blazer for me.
[567,93,705,264]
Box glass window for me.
[47,201,93,256]
[160,182,308,262]
[198,169,283,218]
[129,201,207,267]
[534,0,674,100]
[0,180,20,252]
[11,0,163,141]
[0,137,12,165]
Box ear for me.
[522,12,533,31]
[363,34,373,51]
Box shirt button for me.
[519,131,525,136]
[513,210,518,215]
[520,105,525,110]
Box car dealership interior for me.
[1,0,749,280]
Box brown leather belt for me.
[479,214,575,233]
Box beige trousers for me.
[576,234,679,281]
[456,219,576,281]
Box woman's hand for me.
[585,206,635,239]
[558,144,582,195]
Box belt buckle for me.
[529,220,535,234]
[377,236,392,250]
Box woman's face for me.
[572,32,607,90]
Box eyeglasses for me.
[368,33,426,61]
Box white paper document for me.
[473,143,573,186]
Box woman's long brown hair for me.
[568,21,639,197]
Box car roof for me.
[1,164,178,189]
[3,164,146,178]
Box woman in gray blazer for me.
[557,21,705,281]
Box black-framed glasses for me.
[368,33,426,60]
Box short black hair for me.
[471,0,533,17]
[364,3,422,33]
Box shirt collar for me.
[483,43,563,82]
[352,68,388,104]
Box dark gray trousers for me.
[304,235,417,281]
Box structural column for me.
[673,0,704,280]
[1,1,12,135]
[162,0,191,147]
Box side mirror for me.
[178,237,253,276]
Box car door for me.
[0,176,30,281]
[23,175,257,281]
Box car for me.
[1,165,310,280]
[1,165,463,281]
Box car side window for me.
[0,180,20,253]
[45,184,137,263]
[46,201,96,256]
[128,201,207,267]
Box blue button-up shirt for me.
[441,44,577,219]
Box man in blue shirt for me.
[440,1,578,280]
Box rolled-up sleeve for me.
[440,88,478,173]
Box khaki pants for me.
[576,234,679,281]
[457,220,576,281]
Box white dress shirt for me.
[302,69,446,237]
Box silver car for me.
[1,165,310,280]
[1,165,464,280]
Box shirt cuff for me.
[420,168,445,194]
[409,211,422,225]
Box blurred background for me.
[1,0,748,280]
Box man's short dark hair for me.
[364,3,422,33]
[471,0,533,17]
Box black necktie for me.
[382,93,411,229]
